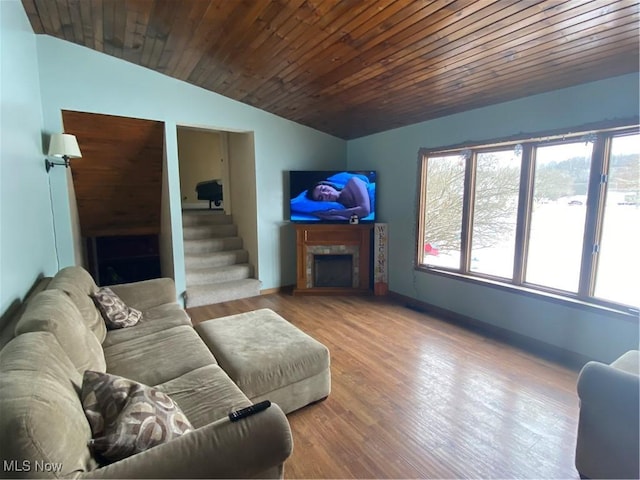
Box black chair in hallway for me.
[196,179,223,209]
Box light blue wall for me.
[3,0,637,362]
[347,73,640,362]
[34,35,346,294]
[0,1,55,314]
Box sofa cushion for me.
[48,266,106,343]
[101,303,192,348]
[92,287,142,329]
[0,277,51,351]
[155,364,251,428]
[15,289,106,373]
[109,277,178,312]
[81,371,194,464]
[0,332,98,477]
[103,326,217,386]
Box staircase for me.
[182,210,261,308]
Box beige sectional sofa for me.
[0,266,293,479]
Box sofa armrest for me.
[108,278,177,311]
[79,404,293,479]
[575,360,640,479]
[577,361,640,413]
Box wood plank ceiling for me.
[22,0,640,139]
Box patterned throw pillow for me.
[81,371,194,463]
[91,287,142,329]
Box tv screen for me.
[289,170,376,223]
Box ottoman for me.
[195,308,331,414]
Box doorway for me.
[176,126,259,281]
[177,127,229,213]
[61,110,164,285]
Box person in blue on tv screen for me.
[306,176,370,220]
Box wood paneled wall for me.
[61,111,164,237]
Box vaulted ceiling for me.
[22,0,640,139]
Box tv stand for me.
[293,223,372,295]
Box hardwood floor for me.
[187,293,581,479]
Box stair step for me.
[186,263,254,287]
[185,279,262,308]
[183,223,237,240]
[182,213,259,306]
[184,249,249,269]
[183,237,243,254]
[182,211,233,227]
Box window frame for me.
[416,125,639,318]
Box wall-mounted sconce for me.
[45,133,82,172]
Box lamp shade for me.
[48,133,82,158]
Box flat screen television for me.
[289,170,376,223]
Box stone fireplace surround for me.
[294,223,373,295]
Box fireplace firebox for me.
[314,254,354,288]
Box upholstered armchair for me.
[575,350,639,479]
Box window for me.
[526,141,593,292]
[470,149,521,279]
[417,127,639,312]
[593,133,640,307]
[421,154,465,269]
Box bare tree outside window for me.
[470,150,521,278]
[422,151,521,273]
[417,125,639,312]
[422,155,464,268]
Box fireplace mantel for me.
[293,223,373,295]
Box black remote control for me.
[228,400,271,422]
